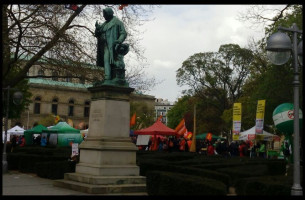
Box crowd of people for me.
[132,136,268,158]
[7,134,49,152]
[9,135,25,152]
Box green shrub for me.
[36,160,76,179]
[216,164,269,185]
[7,153,23,170]
[138,159,230,188]
[146,170,227,196]
[235,176,293,195]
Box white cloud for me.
[132,5,286,102]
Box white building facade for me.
[154,98,175,126]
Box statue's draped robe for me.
[96,17,127,70]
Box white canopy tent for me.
[2,125,25,142]
[239,126,279,141]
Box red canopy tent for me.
[134,120,177,136]
[134,120,177,151]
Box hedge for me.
[235,176,293,195]
[36,160,76,179]
[146,170,227,196]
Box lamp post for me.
[2,86,23,174]
[266,23,302,196]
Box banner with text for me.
[255,100,266,136]
[232,103,242,141]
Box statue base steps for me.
[53,172,147,195]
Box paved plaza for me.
[2,170,148,196]
[2,170,90,196]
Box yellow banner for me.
[232,103,242,140]
[255,100,266,134]
[233,103,242,121]
[256,100,266,119]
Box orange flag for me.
[157,115,163,122]
[206,133,213,141]
[175,119,188,136]
[130,113,136,127]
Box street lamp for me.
[2,86,23,174]
[266,23,303,196]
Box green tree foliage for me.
[130,101,155,130]
[167,95,193,130]
[176,44,254,135]
[176,44,254,110]
[229,4,303,134]
[38,114,56,127]
[2,79,31,119]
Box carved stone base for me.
[53,85,146,195]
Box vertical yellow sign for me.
[232,103,242,141]
[255,100,266,135]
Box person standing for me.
[179,138,186,152]
[11,135,17,152]
[239,142,247,157]
[259,142,266,158]
[41,136,47,147]
[19,136,25,147]
[207,142,215,156]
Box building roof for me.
[28,78,92,89]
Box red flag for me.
[130,113,136,127]
[175,119,188,137]
[157,115,163,122]
[119,4,128,10]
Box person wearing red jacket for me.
[207,142,215,156]
[239,142,247,157]
[19,136,25,147]
[179,138,186,152]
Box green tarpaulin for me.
[24,124,48,134]
[45,122,82,146]
[24,124,48,145]
[45,122,80,133]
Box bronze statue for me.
[95,7,129,86]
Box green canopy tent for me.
[196,133,225,141]
[45,122,83,146]
[24,124,48,145]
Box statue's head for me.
[103,8,114,21]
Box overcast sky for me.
[131,4,286,103]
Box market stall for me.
[45,122,82,146]
[2,125,25,142]
[24,124,48,145]
[238,126,280,141]
[134,120,177,150]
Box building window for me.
[79,76,85,84]
[34,97,41,114]
[52,98,58,115]
[68,99,74,116]
[52,71,58,81]
[66,72,72,82]
[38,69,44,78]
[84,101,90,117]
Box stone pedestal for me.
[53,85,147,195]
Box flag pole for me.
[190,104,196,152]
